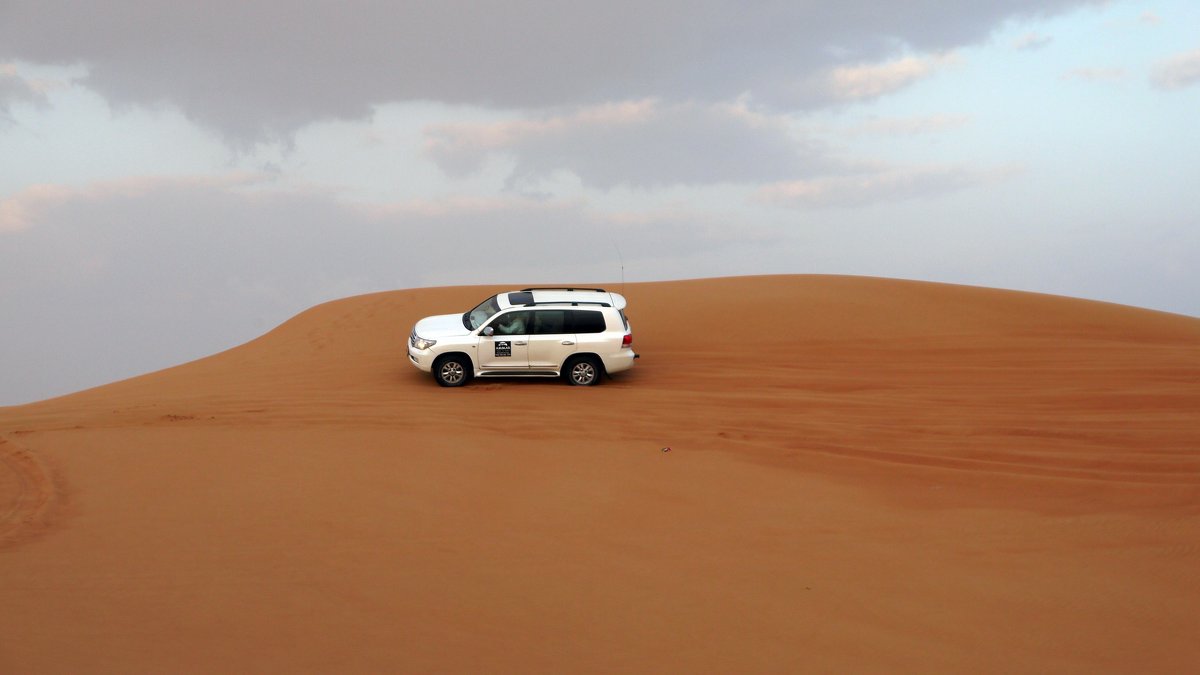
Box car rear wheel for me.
[565,356,602,386]
[434,355,470,387]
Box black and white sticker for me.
[494,340,511,357]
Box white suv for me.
[407,287,638,387]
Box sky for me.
[1,0,1198,405]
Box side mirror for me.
[482,326,494,337]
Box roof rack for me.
[519,301,612,308]
[521,287,607,293]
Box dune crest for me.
[2,275,1198,672]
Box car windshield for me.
[464,295,502,330]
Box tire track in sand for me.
[0,437,63,548]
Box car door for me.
[478,310,531,370]
[527,309,575,369]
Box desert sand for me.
[2,275,1198,673]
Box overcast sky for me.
[2,0,1198,404]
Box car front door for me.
[478,310,531,370]
[527,309,575,369]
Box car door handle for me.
[561,340,575,345]
[515,341,527,346]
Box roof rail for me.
[519,301,611,308]
[521,287,607,293]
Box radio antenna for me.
[613,242,625,295]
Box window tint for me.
[531,310,567,335]
[507,291,534,306]
[488,310,531,335]
[571,310,607,334]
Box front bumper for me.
[407,342,432,372]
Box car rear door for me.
[527,309,575,369]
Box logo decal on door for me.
[494,341,511,357]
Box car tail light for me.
[621,333,633,348]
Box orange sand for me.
[2,275,1198,672]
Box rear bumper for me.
[602,349,638,375]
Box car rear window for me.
[570,310,607,333]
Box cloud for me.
[0,168,768,306]
[0,184,70,231]
[424,100,659,177]
[1150,48,1200,90]
[1060,67,1127,83]
[0,1,1103,142]
[1012,32,1053,50]
[845,114,971,137]
[424,100,833,189]
[0,62,49,117]
[813,53,960,103]
[0,173,270,231]
[755,164,1019,209]
[1139,11,1161,25]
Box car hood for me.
[414,313,471,338]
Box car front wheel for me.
[434,355,470,387]
[565,356,602,386]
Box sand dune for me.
[2,275,1198,673]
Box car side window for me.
[570,310,607,334]
[490,311,531,335]
[531,310,567,335]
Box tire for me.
[433,355,470,387]
[565,356,602,386]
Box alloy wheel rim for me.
[442,362,464,383]
[572,362,595,384]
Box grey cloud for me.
[791,52,963,106]
[425,101,836,189]
[0,0,1101,142]
[1012,32,1053,50]
[0,66,48,118]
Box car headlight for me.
[411,335,437,350]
